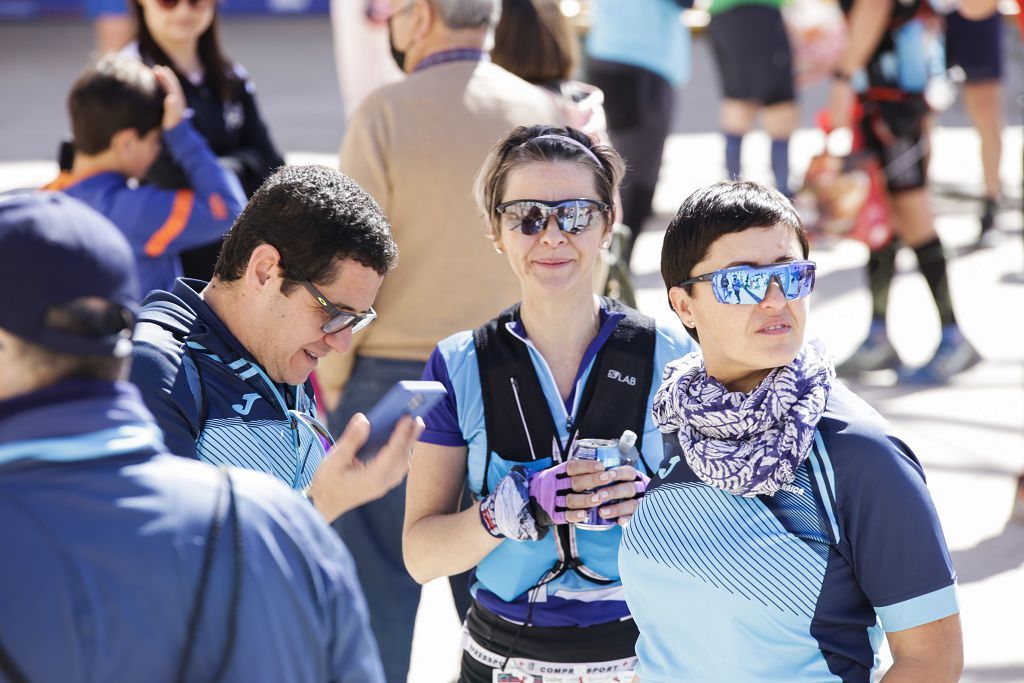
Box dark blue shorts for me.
[945,10,1003,83]
[708,4,795,106]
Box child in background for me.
[44,56,245,298]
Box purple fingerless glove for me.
[634,471,651,498]
[528,462,573,526]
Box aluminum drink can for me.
[569,438,632,531]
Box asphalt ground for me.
[2,15,1023,682]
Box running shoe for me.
[899,335,981,385]
[836,335,901,376]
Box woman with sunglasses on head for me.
[403,125,694,682]
[127,0,284,281]
[619,181,962,682]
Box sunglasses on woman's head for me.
[495,198,609,236]
[675,260,816,305]
[154,0,212,10]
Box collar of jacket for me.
[0,379,164,467]
[147,278,308,414]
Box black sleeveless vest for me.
[472,297,657,495]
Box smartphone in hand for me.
[359,380,447,457]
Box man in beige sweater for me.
[321,1,562,680]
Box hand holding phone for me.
[306,381,443,522]
[360,380,447,457]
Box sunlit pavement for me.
[2,16,1022,682]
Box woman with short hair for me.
[620,181,963,682]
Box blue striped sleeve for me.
[876,584,960,632]
[827,411,957,624]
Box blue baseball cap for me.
[0,192,139,357]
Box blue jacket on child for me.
[44,120,246,297]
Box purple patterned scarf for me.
[652,343,835,497]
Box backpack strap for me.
[473,297,657,495]
[574,297,657,475]
[473,303,563,495]
[175,467,244,683]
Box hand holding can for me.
[567,431,642,530]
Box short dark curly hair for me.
[214,165,398,291]
[661,182,808,342]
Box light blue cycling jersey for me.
[421,304,694,627]
[586,0,692,87]
[620,382,958,682]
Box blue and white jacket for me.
[0,379,383,682]
[421,302,694,627]
[130,278,325,489]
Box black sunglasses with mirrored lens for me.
[495,198,610,236]
[301,281,376,335]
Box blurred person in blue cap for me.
[0,192,387,683]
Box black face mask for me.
[387,17,408,73]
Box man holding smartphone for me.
[0,192,386,682]
[130,164,424,524]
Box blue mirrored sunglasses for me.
[675,261,816,305]
[495,198,610,236]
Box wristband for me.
[479,467,543,541]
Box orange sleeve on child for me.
[144,190,195,257]
[208,192,228,220]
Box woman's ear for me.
[668,286,697,329]
[488,222,505,254]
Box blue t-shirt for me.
[620,382,958,682]
[586,0,692,87]
[420,306,694,627]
